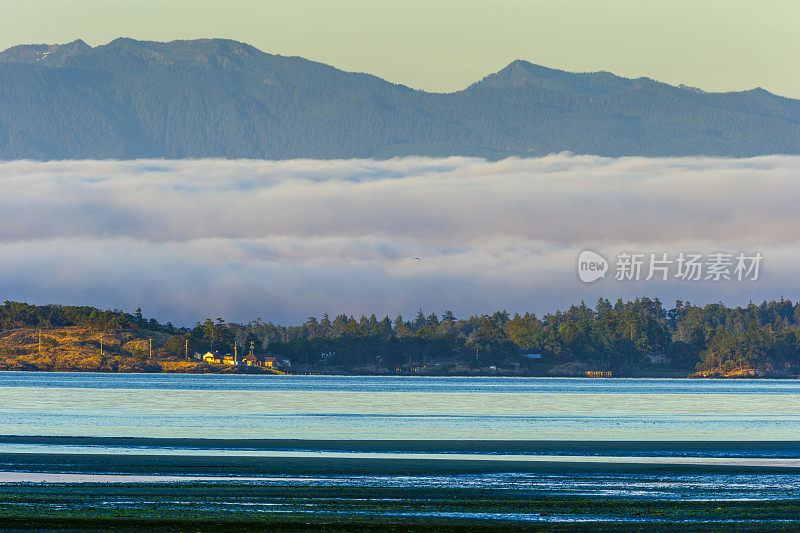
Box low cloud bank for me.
[0,155,797,324]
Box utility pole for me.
[234,342,238,364]
[38,330,41,354]
[149,338,152,360]
[185,338,189,360]
[100,334,103,357]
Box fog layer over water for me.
[1,155,797,323]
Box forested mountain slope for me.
[0,38,797,159]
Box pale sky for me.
[1,0,798,97]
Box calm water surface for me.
[2,372,798,441]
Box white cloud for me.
[0,154,798,324]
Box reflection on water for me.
[1,372,799,440]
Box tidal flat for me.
[1,481,799,532]
[1,443,799,531]
[2,374,799,530]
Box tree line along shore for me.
[0,298,799,378]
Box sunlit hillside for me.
[0,327,274,373]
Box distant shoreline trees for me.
[2,298,799,375]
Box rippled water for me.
[2,470,799,501]
[2,371,799,523]
[2,372,799,440]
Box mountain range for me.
[0,38,797,160]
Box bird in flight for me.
[412,257,422,262]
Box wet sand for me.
[3,451,800,477]
[1,437,800,483]
[1,437,799,530]
[0,481,799,532]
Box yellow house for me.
[202,351,221,364]
[222,355,237,366]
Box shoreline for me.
[1,368,798,379]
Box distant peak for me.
[105,37,140,47]
[62,39,91,54]
[0,38,91,65]
[501,59,559,74]
[473,60,634,96]
[741,86,782,100]
[93,37,264,67]
[505,59,533,69]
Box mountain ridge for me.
[0,38,787,97]
[0,37,797,160]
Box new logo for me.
[577,250,608,283]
